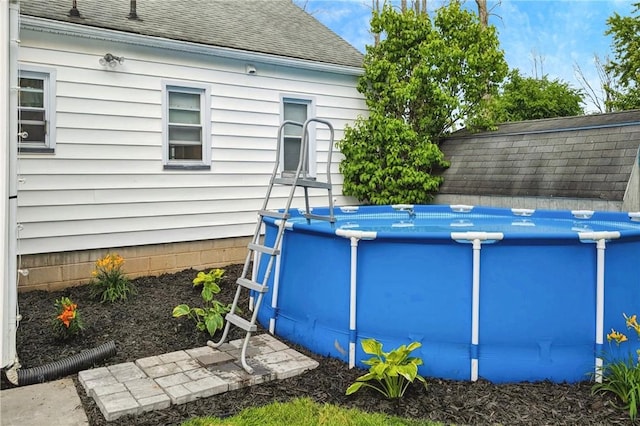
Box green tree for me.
[492,69,584,122]
[605,2,640,110]
[337,2,507,205]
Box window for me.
[281,97,315,177]
[18,68,56,153]
[162,82,211,169]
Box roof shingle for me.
[439,110,640,201]
[19,0,364,68]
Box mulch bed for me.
[1,264,631,425]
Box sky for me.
[298,0,636,113]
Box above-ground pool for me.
[255,204,640,383]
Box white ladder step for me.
[236,277,268,293]
[225,313,258,332]
[248,242,279,256]
[258,209,289,219]
[273,177,332,189]
[305,213,336,223]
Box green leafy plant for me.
[173,268,232,336]
[604,2,640,111]
[89,253,136,303]
[592,313,640,420]
[51,296,84,340]
[192,268,225,291]
[346,338,427,399]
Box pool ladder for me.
[207,118,336,373]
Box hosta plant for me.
[346,338,427,399]
[173,269,232,336]
[192,268,225,289]
[51,297,84,340]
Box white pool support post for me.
[249,251,258,312]
[267,219,291,334]
[471,238,481,381]
[268,253,282,334]
[336,229,377,368]
[451,231,504,382]
[579,231,620,383]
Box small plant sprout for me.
[346,338,427,399]
[173,269,232,336]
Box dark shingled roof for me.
[439,110,640,201]
[19,0,364,68]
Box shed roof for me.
[439,110,640,201]
[19,0,364,68]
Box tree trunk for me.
[475,0,488,27]
[373,0,381,45]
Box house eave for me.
[20,15,364,76]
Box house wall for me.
[17,236,251,292]
[15,25,366,290]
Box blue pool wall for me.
[255,205,640,383]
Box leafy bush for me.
[89,253,136,303]
[338,113,448,205]
[338,2,507,204]
[173,268,231,336]
[346,338,427,399]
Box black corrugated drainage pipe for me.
[5,341,117,386]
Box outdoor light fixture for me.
[99,53,124,68]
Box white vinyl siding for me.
[18,67,56,152]
[162,82,211,169]
[15,26,367,255]
[281,97,315,177]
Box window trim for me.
[162,81,211,169]
[280,95,316,178]
[18,66,56,153]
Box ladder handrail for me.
[262,120,304,211]
[208,117,336,374]
[300,117,335,186]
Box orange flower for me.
[57,307,76,328]
[95,253,124,273]
[607,328,628,345]
[624,313,640,338]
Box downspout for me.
[579,231,620,383]
[336,229,377,368]
[0,0,10,370]
[451,231,504,381]
[2,0,20,371]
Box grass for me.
[180,397,443,426]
